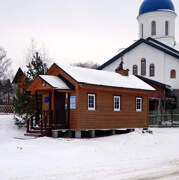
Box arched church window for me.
[165,21,169,36]
[151,21,156,36]
[133,65,138,75]
[170,69,176,79]
[141,24,144,38]
[150,64,155,77]
[141,58,146,76]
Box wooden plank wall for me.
[78,86,149,129]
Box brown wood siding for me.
[46,64,80,129]
[78,87,149,129]
[27,63,150,130]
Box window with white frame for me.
[88,94,95,110]
[114,96,121,111]
[136,97,142,112]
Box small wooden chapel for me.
[14,63,154,138]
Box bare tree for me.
[72,61,99,69]
[0,47,12,80]
[25,39,50,65]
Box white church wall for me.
[137,11,176,46]
[164,54,179,89]
[103,43,179,89]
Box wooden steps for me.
[24,132,42,137]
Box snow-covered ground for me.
[0,115,179,180]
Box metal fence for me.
[0,105,14,114]
[150,112,179,127]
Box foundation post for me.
[112,130,116,135]
[52,130,58,138]
[67,130,72,138]
[89,130,95,138]
[75,130,81,138]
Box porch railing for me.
[27,110,53,136]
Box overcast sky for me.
[0,0,179,74]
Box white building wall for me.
[164,54,179,89]
[137,11,176,47]
[103,43,179,89]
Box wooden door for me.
[54,91,67,128]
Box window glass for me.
[170,69,176,79]
[88,94,95,110]
[114,96,120,111]
[136,97,142,112]
[150,64,155,77]
[151,21,156,35]
[141,24,144,38]
[133,65,138,75]
[165,21,169,36]
[141,58,146,75]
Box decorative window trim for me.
[88,94,96,111]
[114,96,121,111]
[136,97,142,112]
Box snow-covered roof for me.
[39,75,70,89]
[55,63,155,91]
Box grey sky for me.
[0,0,179,73]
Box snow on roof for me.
[55,63,155,91]
[39,75,70,89]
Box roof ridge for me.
[146,37,179,54]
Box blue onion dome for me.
[139,0,175,15]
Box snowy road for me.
[0,115,179,180]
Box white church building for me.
[98,0,179,110]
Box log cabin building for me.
[12,68,27,94]
[23,63,154,137]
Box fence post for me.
[27,119,30,133]
[171,111,173,127]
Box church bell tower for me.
[137,0,177,46]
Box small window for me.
[133,65,138,75]
[141,24,144,38]
[165,21,169,36]
[141,58,146,75]
[114,96,121,111]
[136,97,142,112]
[170,69,176,79]
[151,21,156,35]
[88,94,95,110]
[42,80,46,87]
[150,64,155,77]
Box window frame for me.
[113,96,121,111]
[136,97,142,112]
[88,94,96,111]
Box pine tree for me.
[13,51,48,127]
[26,52,48,81]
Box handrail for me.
[27,110,53,135]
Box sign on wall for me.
[44,96,49,103]
[70,96,76,109]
